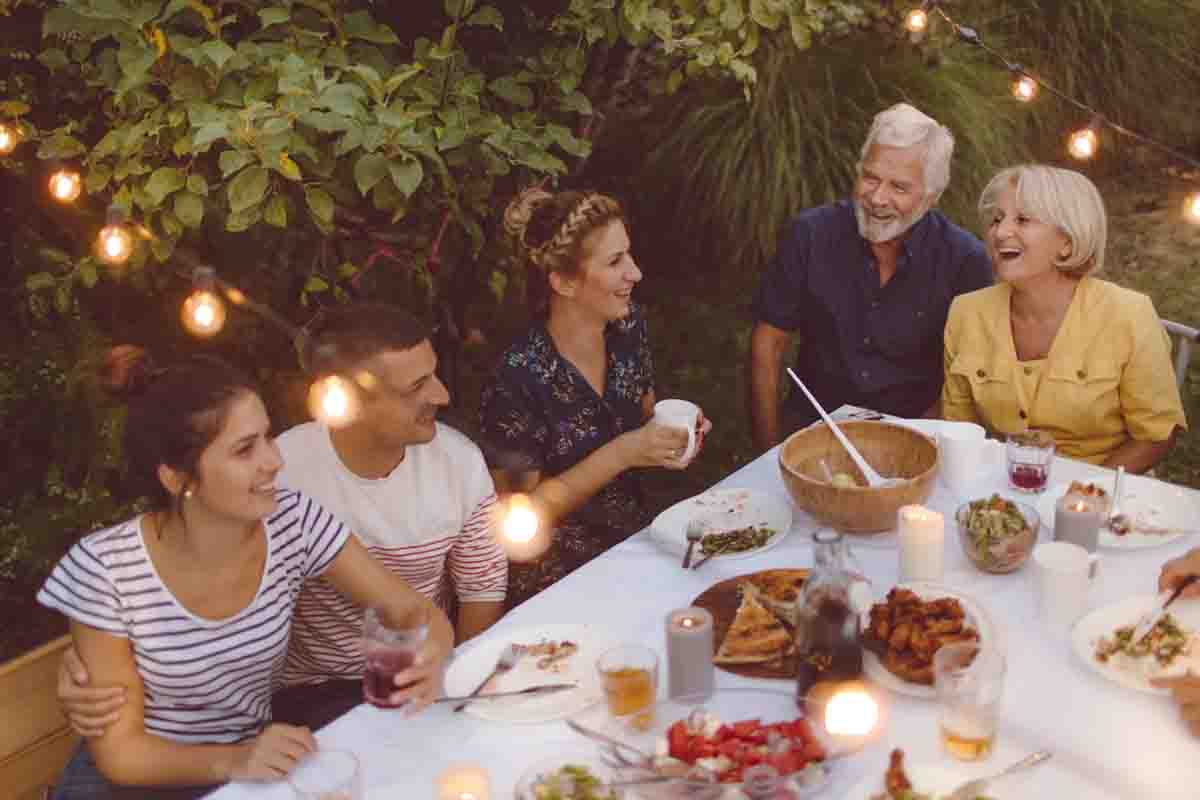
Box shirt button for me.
[1023,366,1033,376]
[863,336,872,346]
[871,300,880,309]
[1019,410,1028,420]
[861,370,870,380]
[1077,369,1087,379]
[976,369,986,378]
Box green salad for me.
[959,494,1031,570]
[531,764,615,800]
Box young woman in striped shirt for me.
[38,347,452,798]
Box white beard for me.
[854,200,931,244]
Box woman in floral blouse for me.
[480,188,707,607]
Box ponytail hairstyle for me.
[99,345,259,517]
[502,187,625,317]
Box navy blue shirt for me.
[754,200,991,426]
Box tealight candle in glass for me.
[435,764,490,800]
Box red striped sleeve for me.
[447,493,507,603]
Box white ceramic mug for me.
[653,399,699,464]
[1032,541,1100,631]
[938,427,1003,497]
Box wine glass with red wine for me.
[1005,430,1055,494]
[362,606,429,708]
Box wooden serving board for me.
[691,569,809,681]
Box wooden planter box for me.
[0,635,78,800]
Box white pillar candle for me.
[665,607,715,700]
[435,765,490,800]
[898,505,945,582]
[1054,493,1103,552]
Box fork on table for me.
[452,643,526,712]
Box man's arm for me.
[1101,429,1180,475]
[457,601,504,644]
[749,321,793,453]
[447,492,508,644]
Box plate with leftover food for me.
[845,749,986,800]
[1037,477,1196,549]
[692,569,812,679]
[1071,595,1200,693]
[443,623,619,723]
[651,488,793,562]
[861,584,994,699]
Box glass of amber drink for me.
[597,645,659,730]
[933,642,1005,761]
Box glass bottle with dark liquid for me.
[795,530,864,705]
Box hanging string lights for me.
[904,0,1200,212]
[180,267,228,338]
[48,167,82,204]
[0,121,18,156]
[96,207,134,265]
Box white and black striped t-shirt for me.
[37,489,349,744]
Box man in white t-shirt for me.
[58,303,507,733]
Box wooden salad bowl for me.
[779,421,939,533]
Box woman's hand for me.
[58,644,126,738]
[1160,548,1200,600]
[387,635,450,714]
[227,724,317,782]
[1151,673,1200,737]
[618,420,692,470]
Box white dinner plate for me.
[843,762,976,800]
[442,623,619,723]
[1036,476,1196,549]
[861,582,997,700]
[1071,595,1200,694]
[649,487,793,562]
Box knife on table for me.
[436,683,577,704]
[1130,574,1200,643]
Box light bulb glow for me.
[307,374,360,427]
[1011,75,1038,102]
[0,123,17,155]
[904,8,928,32]
[502,494,539,544]
[181,290,227,338]
[49,169,82,203]
[1184,192,1200,224]
[1068,127,1099,160]
[96,225,134,264]
[824,688,879,737]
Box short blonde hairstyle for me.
[978,165,1107,277]
[858,103,955,203]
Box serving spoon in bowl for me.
[786,369,902,488]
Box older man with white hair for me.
[749,103,992,449]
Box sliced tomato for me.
[731,719,762,737]
[667,721,691,760]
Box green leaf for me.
[383,65,423,94]
[444,0,475,17]
[225,205,262,232]
[25,273,57,292]
[78,260,100,289]
[174,191,205,227]
[347,65,384,100]
[36,49,70,71]
[192,123,228,152]
[144,167,186,206]
[54,284,73,314]
[789,13,812,50]
[489,76,534,107]
[666,68,684,94]
[300,112,354,133]
[545,124,591,158]
[337,261,359,279]
[37,133,87,160]
[201,40,236,69]
[219,149,252,178]
[750,0,782,30]
[354,152,390,195]
[86,165,113,194]
[389,159,424,197]
[264,194,288,227]
[515,148,566,174]
[466,5,503,29]
[258,7,290,27]
[160,210,184,239]
[343,11,399,44]
[305,186,335,225]
[489,269,508,303]
[559,92,593,115]
[187,174,208,195]
[227,166,269,213]
[318,83,367,117]
[305,275,330,292]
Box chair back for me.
[0,635,78,800]
[1164,318,1199,391]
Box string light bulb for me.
[96,207,134,265]
[904,8,929,33]
[307,374,360,427]
[181,268,227,338]
[0,122,18,156]
[48,168,83,204]
[1011,72,1038,103]
[1184,192,1200,224]
[501,494,539,544]
[1068,117,1103,160]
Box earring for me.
[183,488,194,500]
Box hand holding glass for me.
[362,606,429,708]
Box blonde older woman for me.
[942,165,1185,473]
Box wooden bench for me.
[0,635,78,800]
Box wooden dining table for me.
[208,406,1200,800]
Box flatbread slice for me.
[714,592,794,664]
[742,568,810,627]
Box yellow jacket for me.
[942,277,1186,464]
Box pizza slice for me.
[741,568,810,627]
[713,591,794,664]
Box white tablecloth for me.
[210,409,1200,800]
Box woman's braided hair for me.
[503,187,624,316]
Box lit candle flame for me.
[904,8,928,32]
[681,617,696,629]
[503,494,539,544]
[1070,500,1087,513]
[49,170,82,203]
[1184,193,1200,224]
[1068,127,1098,160]
[181,290,227,337]
[824,688,879,737]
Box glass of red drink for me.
[362,606,429,708]
[1005,429,1055,494]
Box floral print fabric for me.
[479,304,655,607]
